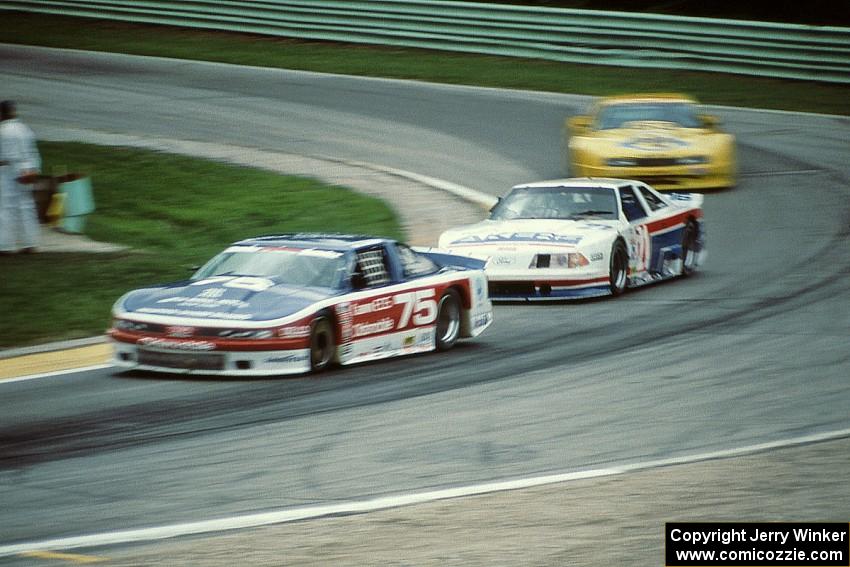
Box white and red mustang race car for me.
[109,234,493,376]
[438,178,705,300]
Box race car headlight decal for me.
[217,329,274,339]
[606,158,639,167]
[675,156,709,165]
[566,253,590,268]
[113,319,151,332]
[529,253,589,269]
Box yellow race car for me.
[566,94,736,191]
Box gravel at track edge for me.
[65,437,850,567]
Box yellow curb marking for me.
[19,550,107,563]
[0,344,111,380]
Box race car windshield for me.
[193,247,347,289]
[596,103,702,129]
[490,186,618,221]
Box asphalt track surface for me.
[1,45,849,547]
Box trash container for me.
[56,174,95,234]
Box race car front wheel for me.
[609,241,628,296]
[435,289,461,351]
[310,314,335,373]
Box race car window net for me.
[596,103,701,130]
[619,186,649,221]
[356,249,391,286]
[636,185,668,211]
[192,248,347,289]
[490,186,618,221]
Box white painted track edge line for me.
[2,427,848,557]
[318,155,499,210]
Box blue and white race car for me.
[438,178,705,301]
[109,234,493,376]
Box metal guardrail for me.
[4,0,850,83]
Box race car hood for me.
[585,123,724,156]
[116,276,339,323]
[438,218,618,259]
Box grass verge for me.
[0,142,402,348]
[1,12,848,116]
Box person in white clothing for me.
[0,100,42,254]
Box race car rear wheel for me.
[435,289,462,351]
[609,240,628,296]
[309,314,335,373]
[681,221,699,276]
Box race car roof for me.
[512,177,630,190]
[599,93,697,105]
[234,233,389,251]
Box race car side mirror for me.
[700,114,721,129]
[489,196,502,214]
[568,115,592,134]
[351,271,368,290]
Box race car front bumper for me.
[111,340,312,377]
[577,163,734,191]
[486,273,611,301]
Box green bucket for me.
[57,176,95,234]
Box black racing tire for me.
[681,221,699,277]
[435,289,462,352]
[609,240,629,297]
[309,314,335,373]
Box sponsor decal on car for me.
[156,296,250,309]
[417,328,435,346]
[198,288,225,299]
[371,342,391,355]
[473,312,492,329]
[297,248,343,259]
[190,276,275,292]
[336,302,355,343]
[137,337,216,351]
[620,135,689,151]
[473,275,486,303]
[165,325,195,338]
[265,353,310,364]
[137,307,252,320]
[354,296,394,316]
[578,223,616,231]
[452,232,583,245]
[278,325,311,339]
[353,318,395,338]
[490,255,515,266]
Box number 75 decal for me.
[394,289,437,328]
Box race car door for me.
[338,244,440,363]
[633,182,686,277]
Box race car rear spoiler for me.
[413,247,487,271]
